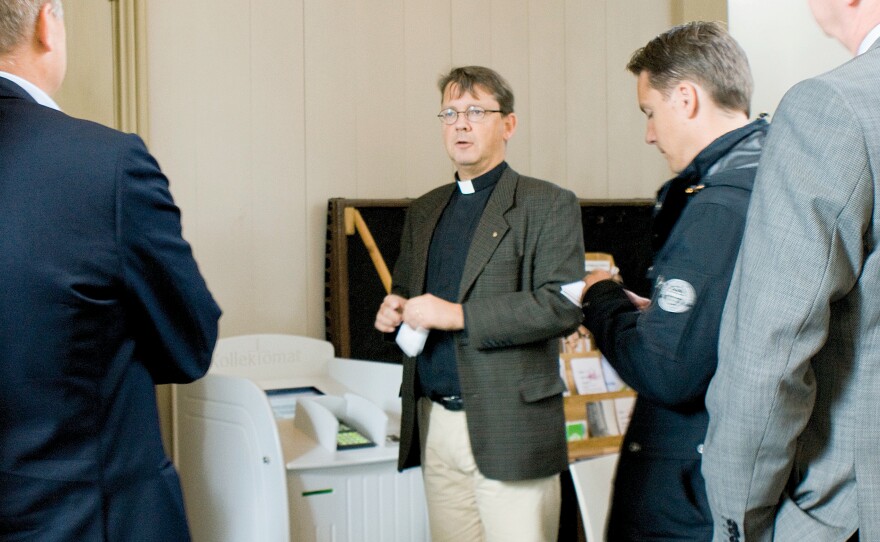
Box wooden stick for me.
[346,208,392,294]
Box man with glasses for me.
[375,65,584,542]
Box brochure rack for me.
[562,254,638,462]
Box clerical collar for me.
[456,162,507,195]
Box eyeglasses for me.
[437,106,503,125]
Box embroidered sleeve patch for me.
[657,278,696,313]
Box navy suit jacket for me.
[0,77,221,541]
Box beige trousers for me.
[418,398,560,542]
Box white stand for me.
[173,334,430,542]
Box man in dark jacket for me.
[0,1,221,540]
[579,22,767,541]
[375,66,584,542]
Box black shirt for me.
[417,161,506,399]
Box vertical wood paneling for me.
[489,0,531,175]
[303,0,359,338]
[403,1,454,197]
[525,0,567,186]
[605,0,672,199]
[54,0,115,127]
[354,0,407,199]
[191,0,255,336]
[449,0,492,66]
[146,1,210,307]
[729,0,847,119]
[676,0,728,24]
[250,0,307,334]
[565,0,608,198]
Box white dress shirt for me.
[858,23,880,55]
[0,70,60,110]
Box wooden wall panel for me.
[450,0,493,67]
[489,0,531,176]
[729,0,848,118]
[303,0,359,338]
[605,0,673,199]
[674,0,729,25]
[402,1,454,198]
[250,0,308,334]
[526,0,568,187]
[54,0,115,127]
[564,0,609,199]
[147,1,209,314]
[354,0,407,200]
[193,0,255,336]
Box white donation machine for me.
[172,334,430,541]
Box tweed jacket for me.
[703,41,880,541]
[393,166,584,481]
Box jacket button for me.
[627,442,641,453]
[697,444,704,454]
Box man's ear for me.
[34,3,61,53]
[673,81,700,119]
[502,112,518,142]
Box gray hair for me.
[438,66,515,115]
[627,21,753,116]
[0,0,63,56]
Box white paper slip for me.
[570,356,608,395]
[396,322,429,357]
[561,280,586,306]
[601,356,625,392]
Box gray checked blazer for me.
[703,40,880,541]
[393,166,584,482]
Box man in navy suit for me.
[0,1,221,540]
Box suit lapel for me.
[457,168,518,301]
[409,184,456,295]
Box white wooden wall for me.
[53,0,114,126]
[728,0,850,118]
[145,0,691,341]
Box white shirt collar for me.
[0,71,61,110]
[457,179,475,194]
[857,24,880,55]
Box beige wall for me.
[728,0,850,118]
[143,0,716,344]
[54,0,114,125]
[673,0,728,24]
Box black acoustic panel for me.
[346,206,408,363]
[581,202,654,298]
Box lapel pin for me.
[492,231,498,237]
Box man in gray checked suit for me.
[374,66,584,542]
[703,1,880,540]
